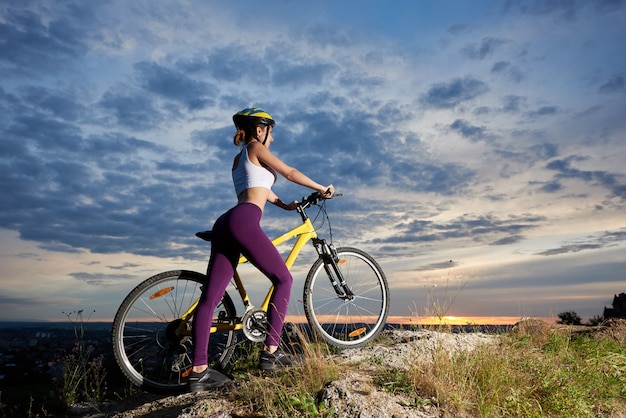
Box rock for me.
[336,330,498,370]
[320,370,439,418]
[78,329,498,418]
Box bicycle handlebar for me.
[298,191,342,211]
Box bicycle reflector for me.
[338,259,348,265]
[149,286,175,300]
[348,327,366,338]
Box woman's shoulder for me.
[246,140,262,150]
[246,141,271,157]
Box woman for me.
[189,107,334,392]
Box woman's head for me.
[233,107,275,146]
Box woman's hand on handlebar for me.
[320,184,334,199]
[297,186,337,210]
[284,200,299,211]
[270,190,300,211]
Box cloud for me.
[494,141,559,167]
[0,85,221,258]
[180,46,271,83]
[500,95,526,113]
[599,74,625,94]
[491,61,524,83]
[69,272,136,286]
[420,77,489,109]
[536,229,626,256]
[536,180,563,193]
[1,0,625,322]
[449,119,488,142]
[461,37,507,60]
[99,89,164,131]
[302,23,354,48]
[373,214,544,245]
[272,62,338,88]
[0,7,90,75]
[1,68,470,262]
[537,243,602,256]
[491,235,525,245]
[415,260,457,271]
[503,0,580,21]
[525,105,558,119]
[546,156,626,199]
[135,61,218,110]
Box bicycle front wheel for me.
[303,247,389,348]
[111,270,237,395]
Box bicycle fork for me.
[312,238,354,300]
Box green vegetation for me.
[3,313,624,417]
[383,320,626,417]
[557,310,583,325]
[230,328,340,417]
[55,310,107,408]
[224,320,625,417]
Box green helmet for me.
[232,107,275,130]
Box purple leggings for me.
[192,203,293,366]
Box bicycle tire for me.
[303,247,389,348]
[111,270,237,394]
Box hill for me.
[73,320,626,417]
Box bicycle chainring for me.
[241,308,268,342]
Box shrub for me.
[55,310,107,408]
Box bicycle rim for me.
[303,247,389,348]
[111,270,237,394]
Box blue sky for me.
[1,0,625,323]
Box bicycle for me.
[111,192,389,394]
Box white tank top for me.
[232,144,276,196]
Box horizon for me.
[0,316,569,327]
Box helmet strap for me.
[254,125,269,145]
[262,128,269,145]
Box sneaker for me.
[259,348,294,371]
[188,368,231,392]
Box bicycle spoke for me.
[304,248,388,348]
[112,271,237,394]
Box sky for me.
[1,0,625,324]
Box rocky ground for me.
[72,329,498,418]
[71,320,625,418]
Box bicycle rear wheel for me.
[303,247,389,348]
[111,270,237,395]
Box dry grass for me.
[389,319,626,417]
[230,327,341,417]
[214,320,626,417]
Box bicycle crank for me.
[242,308,268,342]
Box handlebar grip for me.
[298,191,341,209]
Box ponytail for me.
[233,124,264,146]
[233,129,247,146]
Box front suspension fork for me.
[313,238,354,299]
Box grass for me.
[223,320,626,417]
[230,326,341,417]
[11,316,621,417]
[373,320,626,417]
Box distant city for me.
[0,321,124,416]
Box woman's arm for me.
[267,189,298,210]
[249,141,333,195]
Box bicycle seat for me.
[195,231,213,241]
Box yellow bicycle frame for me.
[180,218,318,334]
